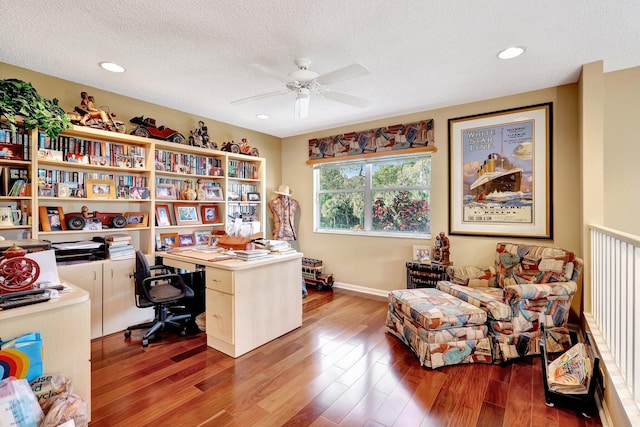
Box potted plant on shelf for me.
[0,78,72,139]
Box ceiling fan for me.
[231,58,371,118]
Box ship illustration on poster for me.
[462,121,534,224]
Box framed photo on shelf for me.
[205,186,224,201]
[124,211,149,228]
[448,102,552,238]
[412,245,431,263]
[155,204,172,227]
[156,183,177,200]
[173,203,201,226]
[39,206,66,232]
[247,192,260,202]
[86,179,117,199]
[128,187,150,200]
[160,232,179,248]
[83,218,102,231]
[194,231,211,245]
[56,182,71,198]
[201,205,219,224]
[179,233,195,247]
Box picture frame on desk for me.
[201,205,219,224]
[155,204,172,226]
[174,203,201,226]
[86,179,117,199]
[124,211,148,228]
[179,233,195,247]
[39,206,66,232]
[194,230,211,245]
[156,183,177,200]
[160,232,179,248]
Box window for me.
[314,154,431,237]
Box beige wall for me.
[283,85,582,304]
[2,62,583,304]
[0,62,283,239]
[604,66,640,235]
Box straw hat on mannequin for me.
[269,184,299,241]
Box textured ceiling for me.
[2,1,640,138]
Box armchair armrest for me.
[447,265,497,287]
[503,281,578,302]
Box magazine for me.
[547,342,592,394]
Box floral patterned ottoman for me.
[386,288,493,368]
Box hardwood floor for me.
[90,288,603,427]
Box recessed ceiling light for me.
[256,114,270,120]
[497,46,525,60]
[99,62,126,73]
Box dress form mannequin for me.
[268,185,299,241]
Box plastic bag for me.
[0,376,44,427]
[39,392,88,427]
[30,373,73,412]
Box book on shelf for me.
[547,342,592,394]
[105,233,132,242]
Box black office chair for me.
[124,251,194,347]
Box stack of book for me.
[265,240,295,255]
[234,249,270,261]
[105,234,135,260]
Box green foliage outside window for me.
[315,155,431,236]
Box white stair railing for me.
[588,224,640,422]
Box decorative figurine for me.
[195,179,206,201]
[189,120,215,148]
[431,231,451,265]
[129,116,185,144]
[180,180,197,200]
[220,138,259,156]
[67,91,126,133]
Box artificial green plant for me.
[0,78,71,139]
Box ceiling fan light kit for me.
[294,88,310,119]
[231,58,371,119]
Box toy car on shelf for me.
[221,138,259,156]
[302,257,334,291]
[65,206,127,230]
[129,116,185,144]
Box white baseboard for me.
[332,281,389,299]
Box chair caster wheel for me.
[124,330,131,338]
[179,330,187,337]
[545,401,555,407]
[142,339,149,347]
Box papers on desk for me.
[51,240,102,250]
[169,249,234,262]
[25,250,61,287]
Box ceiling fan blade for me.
[230,89,291,105]
[315,63,370,86]
[322,90,370,108]
[247,63,295,83]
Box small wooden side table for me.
[405,261,450,288]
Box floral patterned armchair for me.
[436,242,583,363]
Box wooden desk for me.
[159,251,303,358]
[0,284,91,412]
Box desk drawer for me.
[163,258,197,272]
[206,269,233,294]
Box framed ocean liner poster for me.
[448,103,552,238]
